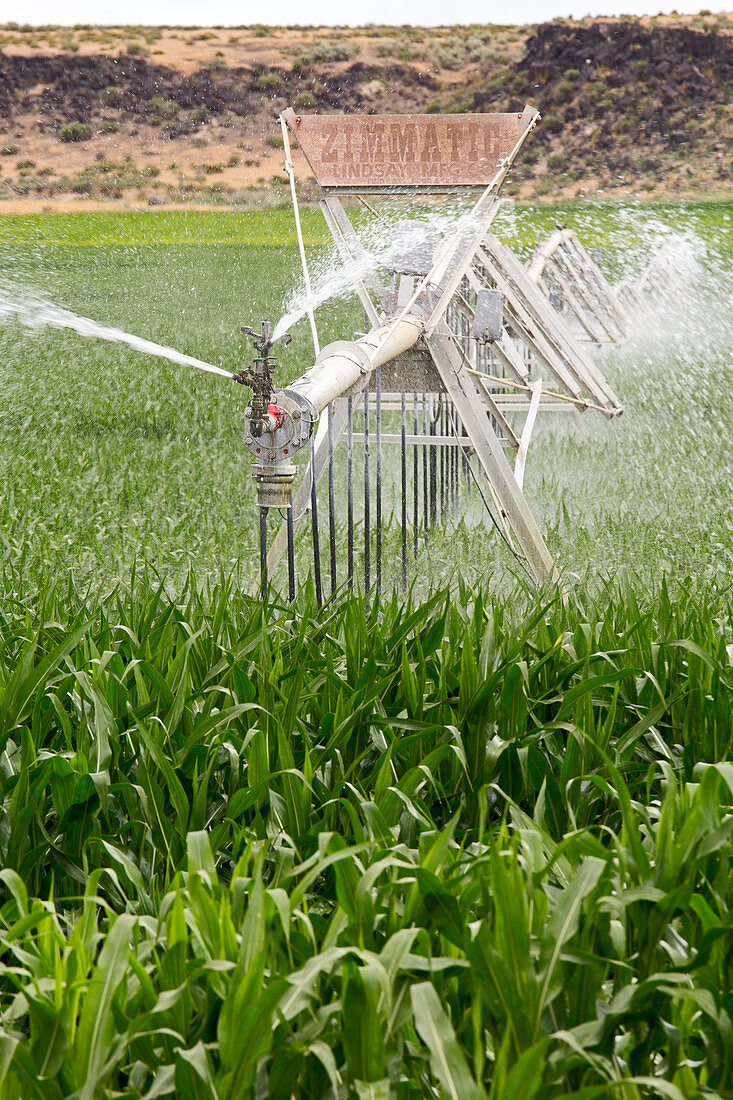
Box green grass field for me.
[0,203,732,1098]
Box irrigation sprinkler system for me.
[0,105,673,599]
[235,106,629,599]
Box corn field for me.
[0,573,731,1097]
[1,205,733,1097]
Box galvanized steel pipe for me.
[284,312,425,416]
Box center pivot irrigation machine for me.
[234,106,629,599]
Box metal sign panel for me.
[286,109,536,193]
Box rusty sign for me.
[284,108,537,193]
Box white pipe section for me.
[526,228,567,284]
[285,312,425,416]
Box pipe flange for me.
[243,390,315,462]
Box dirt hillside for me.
[0,15,731,208]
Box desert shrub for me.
[541,112,564,133]
[191,106,211,123]
[102,85,121,105]
[554,79,575,98]
[149,96,178,118]
[435,44,466,70]
[582,80,610,98]
[59,122,91,142]
[99,120,118,134]
[469,45,506,66]
[142,165,160,178]
[445,96,473,113]
[265,133,284,148]
[1,145,19,155]
[486,69,515,90]
[256,71,283,89]
[16,158,35,169]
[70,175,93,193]
[294,42,358,65]
[294,90,317,108]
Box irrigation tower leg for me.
[427,331,556,587]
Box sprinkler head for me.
[236,322,312,509]
[234,320,292,437]
[240,320,292,363]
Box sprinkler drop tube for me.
[309,433,323,609]
[364,386,370,594]
[401,391,407,591]
[375,367,382,595]
[327,402,337,596]
[286,500,295,603]
[347,396,354,589]
[259,508,268,599]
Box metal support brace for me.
[480,237,623,413]
[426,330,556,586]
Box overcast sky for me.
[2,0,729,26]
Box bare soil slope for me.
[0,15,731,207]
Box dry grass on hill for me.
[0,14,731,208]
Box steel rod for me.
[347,395,354,589]
[286,499,295,603]
[327,402,337,597]
[451,403,457,509]
[364,385,370,593]
[401,390,407,590]
[422,393,428,535]
[463,416,471,495]
[309,435,323,608]
[446,401,451,514]
[451,407,457,508]
[413,393,419,559]
[259,508,268,600]
[440,401,446,520]
[376,367,382,595]
[429,394,437,528]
